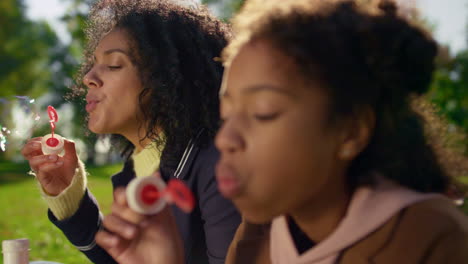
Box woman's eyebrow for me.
[103,48,129,56]
[93,48,129,62]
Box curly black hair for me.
[70,0,230,165]
[224,0,467,194]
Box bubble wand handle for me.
[41,106,64,156]
[47,106,58,138]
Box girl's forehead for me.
[223,41,314,97]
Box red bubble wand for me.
[41,106,65,155]
[46,106,59,147]
[127,172,195,215]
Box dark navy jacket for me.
[48,135,241,264]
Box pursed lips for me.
[85,95,102,113]
[215,161,243,198]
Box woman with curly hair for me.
[21,0,240,263]
[96,0,468,263]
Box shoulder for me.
[226,220,272,264]
[345,197,468,263]
[190,140,219,190]
[110,159,134,188]
[399,197,468,236]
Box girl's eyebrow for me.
[221,84,295,100]
[243,84,292,96]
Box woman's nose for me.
[83,68,102,89]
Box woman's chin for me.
[88,118,105,134]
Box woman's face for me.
[215,40,348,223]
[83,28,143,136]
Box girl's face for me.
[215,40,350,223]
[83,29,143,136]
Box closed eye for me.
[253,112,279,121]
[108,66,122,70]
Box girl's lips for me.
[86,100,100,113]
[215,163,242,198]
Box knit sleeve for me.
[40,159,87,220]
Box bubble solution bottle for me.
[2,239,29,264]
[2,239,63,264]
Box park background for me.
[1,0,468,263]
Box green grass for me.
[1,161,467,263]
[0,162,122,264]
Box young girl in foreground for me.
[96,0,468,263]
[216,0,468,263]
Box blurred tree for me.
[0,0,64,159]
[0,0,94,161]
[429,48,468,154]
[0,0,60,98]
[202,0,244,20]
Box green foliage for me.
[428,49,468,153]
[202,0,245,20]
[0,0,60,98]
[0,0,96,162]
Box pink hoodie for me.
[270,177,444,264]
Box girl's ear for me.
[337,106,375,161]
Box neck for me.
[289,173,351,243]
[122,127,154,152]
[132,137,152,152]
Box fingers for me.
[63,140,77,160]
[30,155,59,168]
[95,229,119,248]
[101,214,138,240]
[112,188,146,224]
[21,140,43,160]
[38,159,64,173]
[29,155,60,175]
[97,189,144,259]
[95,229,129,260]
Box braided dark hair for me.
[71,0,230,164]
[224,0,465,193]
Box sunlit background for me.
[1,0,467,263]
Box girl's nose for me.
[215,118,245,154]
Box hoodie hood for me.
[270,176,443,264]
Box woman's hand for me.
[21,137,78,196]
[96,187,185,264]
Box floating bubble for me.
[0,95,41,152]
[0,128,6,152]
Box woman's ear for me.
[337,107,375,161]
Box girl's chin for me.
[233,198,277,224]
[240,209,276,224]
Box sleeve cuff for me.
[41,160,87,220]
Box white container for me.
[126,176,168,215]
[2,239,29,264]
[41,134,64,156]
